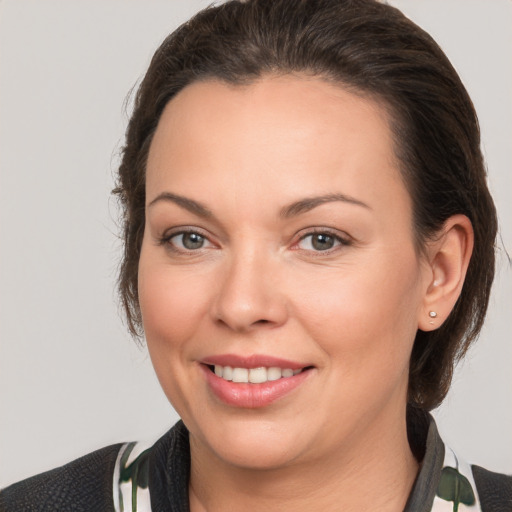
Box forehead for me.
[145,75,409,217]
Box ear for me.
[418,214,474,331]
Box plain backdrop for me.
[0,0,510,488]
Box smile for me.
[211,365,303,383]
[201,357,314,408]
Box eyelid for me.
[158,226,217,252]
[291,227,352,252]
[157,225,352,254]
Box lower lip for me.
[201,365,313,408]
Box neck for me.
[188,406,420,512]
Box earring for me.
[429,311,437,325]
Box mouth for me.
[199,357,315,408]
[206,364,313,384]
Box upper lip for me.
[201,354,310,370]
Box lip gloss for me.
[200,364,313,408]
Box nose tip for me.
[211,257,288,332]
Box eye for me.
[165,230,213,251]
[296,231,348,252]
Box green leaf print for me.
[119,444,151,511]
[436,466,476,512]
[120,446,150,489]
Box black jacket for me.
[1,417,511,512]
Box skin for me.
[138,75,473,511]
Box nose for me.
[211,249,289,332]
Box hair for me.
[113,0,497,411]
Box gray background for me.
[0,0,510,487]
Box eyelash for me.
[158,228,214,254]
[293,228,352,254]
[158,227,352,255]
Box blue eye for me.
[298,232,344,251]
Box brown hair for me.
[114,0,497,410]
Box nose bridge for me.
[213,239,287,331]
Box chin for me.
[210,436,303,471]
[189,413,311,470]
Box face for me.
[139,76,431,470]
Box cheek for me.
[293,249,423,370]
[138,255,212,349]
[137,249,218,416]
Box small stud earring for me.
[429,311,438,318]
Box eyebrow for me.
[148,192,213,218]
[280,193,371,218]
[148,191,370,219]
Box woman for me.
[1,0,510,510]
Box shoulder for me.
[0,443,123,512]
[406,409,512,512]
[435,443,512,512]
[472,465,512,512]
[0,422,190,512]
[117,421,191,511]
[434,444,512,512]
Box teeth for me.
[212,365,303,383]
[232,368,249,383]
[267,367,282,381]
[223,366,233,381]
[249,367,267,383]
